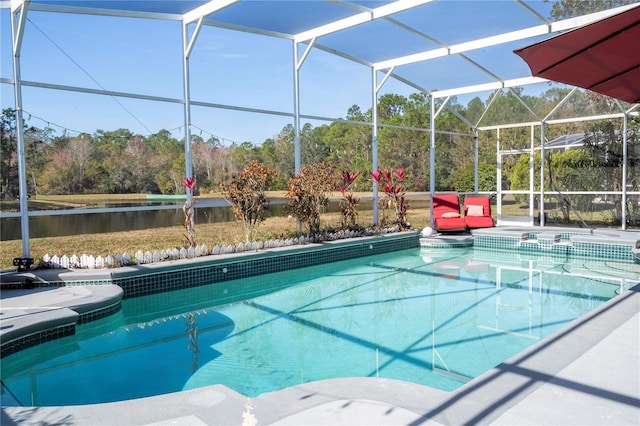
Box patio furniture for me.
[432,194,467,232]
[463,195,495,229]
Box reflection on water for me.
[0,202,276,240]
[1,207,240,240]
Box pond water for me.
[0,200,282,240]
[2,198,432,241]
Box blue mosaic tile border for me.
[474,233,637,261]
[1,301,122,357]
[77,302,122,325]
[474,234,524,250]
[419,240,473,249]
[571,241,632,259]
[113,233,421,299]
[36,280,113,287]
[1,324,75,358]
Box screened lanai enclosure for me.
[2,0,639,259]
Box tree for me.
[465,97,486,126]
[24,130,51,197]
[322,120,371,183]
[127,135,159,193]
[192,138,218,190]
[301,122,329,167]
[1,109,53,199]
[346,104,366,121]
[549,148,603,222]
[257,137,286,189]
[510,151,540,206]
[92,128,132,158]
[147,129,181,155]
[481,88,538,128]
[40,136,93,194]
[146,130,183,194]
[0,109,19,199]
[548,0,636,19]
[431,106,474,191]
[271,126,295,179]
[453,163,497,194]
[509,147,607,223]
[229,141,260,178]
[583,119,640,224]
[377,93,406,121]
[378,93,432,191]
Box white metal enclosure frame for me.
[5,0,639,259]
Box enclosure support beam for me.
[622,114,628,230]
[12,0,30,259]
[370,67,395,225]
[292,40,311,233]
[371,68,379,225]
[539,122,546,227]
[181,21,196,182]
[529,126,535,224]
[293,40,314,174]
[429,95,436,228]
[473,128,479,193]
[496,128,502,222]
[293,42,300,174]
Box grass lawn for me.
[2,192,619,271]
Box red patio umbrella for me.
[514,5,640,104]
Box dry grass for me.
[0,208,430,271]
[5,193,608,272]
[0,192,620,270]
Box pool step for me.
[472,228,640,261]
[524,232,563,251]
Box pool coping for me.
[0,284,124,357]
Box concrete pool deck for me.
[1,281,638,425]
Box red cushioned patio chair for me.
[463,195,495,229]
[432,194,467,232]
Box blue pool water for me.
[2,247,637,406]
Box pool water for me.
[2,247,637,406]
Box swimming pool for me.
[1,246,637,406]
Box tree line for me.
[1,86,638,205]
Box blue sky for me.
[1,1,557,145]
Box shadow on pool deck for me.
[1,284,638,425]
